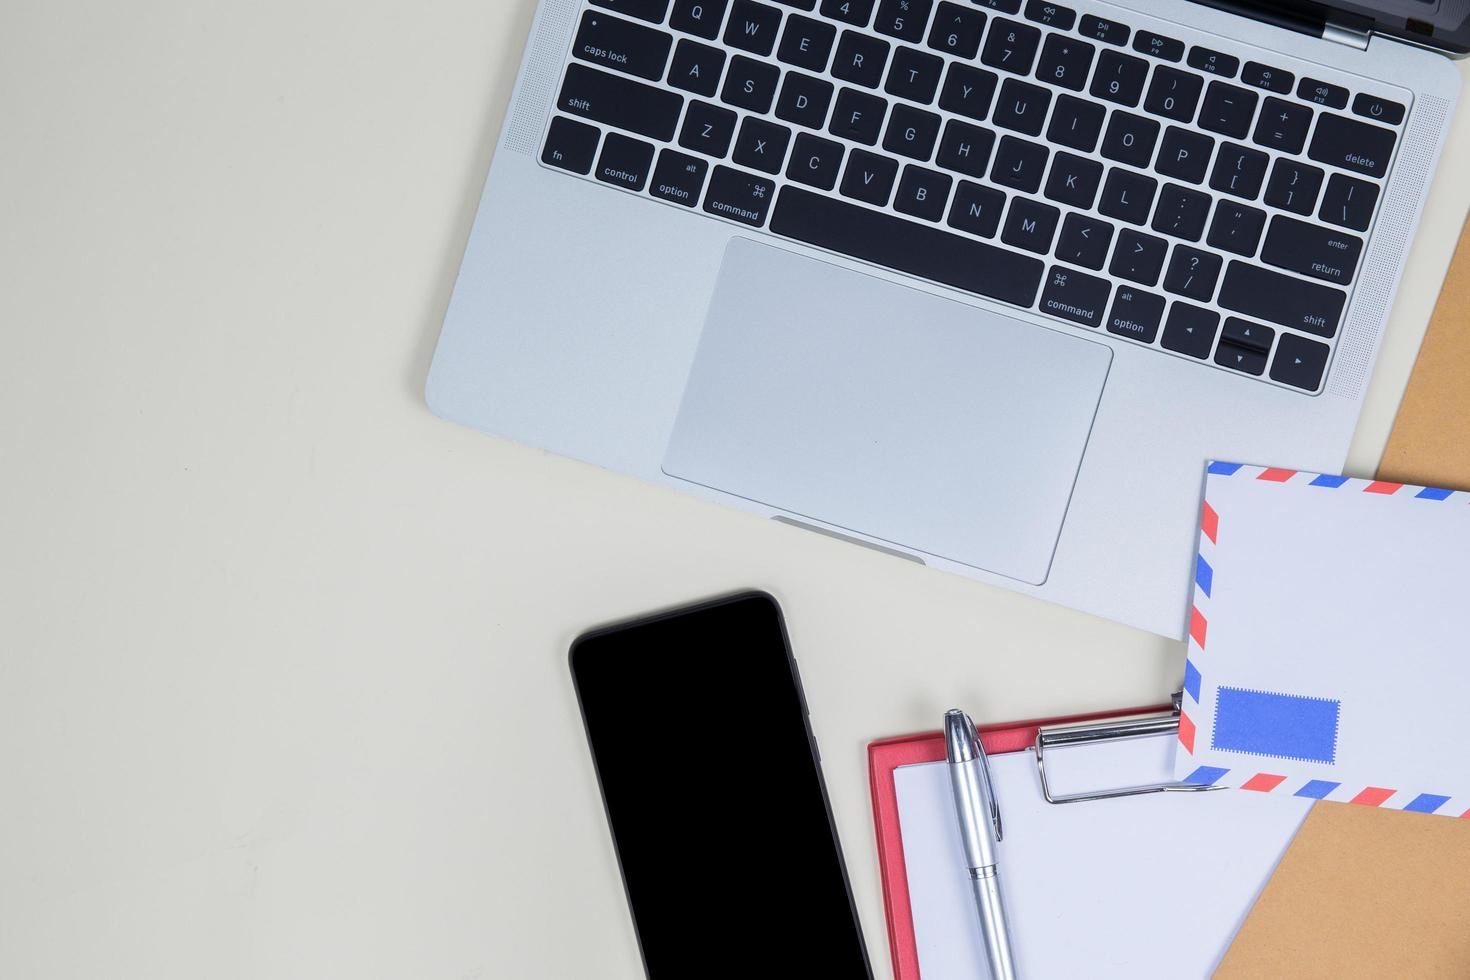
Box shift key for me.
[572,10,673,81]
[1218,261,1345,337]
[558,63,684,142]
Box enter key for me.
[1260,215,1363,286]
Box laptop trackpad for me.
[662,240,1112,585]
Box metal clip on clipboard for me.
[1033,692,1223,804]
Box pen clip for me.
[975,735,1003,842]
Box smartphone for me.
[570,592,871,978]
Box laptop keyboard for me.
[539,0,1408,394]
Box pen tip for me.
[945,710,979,762]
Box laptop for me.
[427,0,1462,637]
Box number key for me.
[927,1,986,59]
[1144,66,1202,123]
[981,17,1041,75]
[821,0,877,27]
[874,0,934,42]
[1089,50,1148,107]
[1036,34,1094,92]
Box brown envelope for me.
[1378,216,1470,490]
[1216,802,1470,978]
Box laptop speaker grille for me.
[503,0,578,157]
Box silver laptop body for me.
[428,0,1460,637]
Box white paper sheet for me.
[894,736,1312,979]
[1173,463,1470,816]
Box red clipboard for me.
[867,704,1170,980]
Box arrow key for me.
[1270,333,1330,391]
[1222,316,1274,352]
[1214,339,1267,376]
[1161,302,1218,359]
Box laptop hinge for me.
[1187,0,1371,49]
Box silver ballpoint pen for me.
[945,709,1018,980]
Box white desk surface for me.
[2,3,1466,976]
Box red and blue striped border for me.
[1178,461,1468,817]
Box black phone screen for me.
[570,592,871,978]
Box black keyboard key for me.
[936,119,995,177]
[672,0,730,38]
[981,18,1041,75]
[1024,0,1074,29]
[1199,82,1257,139]
[1265,159,1324,216]
[776,72,835,128]
[1098,168,1156,225]
[1215,340,1266,376]
[1270,333,1330,391]
[1109,228,1167,286]
[938,63,998,120]
[1044,151,1102,208]
[558,64,685,142]
[770,185,1046,305]
[774,0,818,8]
[1156,127,1213,184]
[721,55,780,112]
[1261,216,1362,286]
[874,0,933,42]
[972,0,1021,11]
[840,146,893,204]
[591,0,671,22]
[725,1,783,54]
[841,148,900,204]
[1353,93,1406,126]
[650,149,710,205]
[1090,50,1148,107]
[832,30,891,87]
[884,103,942,159]
[1036,35,1095,92]
[1151,183,1211,241]
[786,132,845,188]
[1187,47,1238,78]
[704,165,777,225]
[821,0,876,26]
[1002,198,1061,253]
[1162,244,1221,300]
[1080,14,1129,45]
[948,180,1006,236]
[1106,284,1165,342]
[1162,303,1219,358]
[1056,213,1113,270]
[1209,143,1268,200]
[734,117,794,173]
[993,79,1050,136]
[1318,173,1379,232]
[601,0,677,19]
[1218,261,1345,337]
[574,10,674,81]
[596,132,657,190]
[894,165,953,220]
[1132,30,1183,62]
[1041,265,1111,327]
[1252,97,1312,155]
[1309,114,1396,179]
[1144,66,1201,123]
[927,2,986,58]
[1241,61,1292,94]
[1047,95,1104,152]
[777,15,837,71]
[542,116,601,174]
[1207,201,1265,256]
[829,87,888,144]
[680,99,738,155]
[886,46,945,103]
[990,135,1048,193]
[1297,77,1348,109]
[1221,316,1273,351]
[669,39,727,97]
[1100,112,1159,169]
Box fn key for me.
[542,117,601,174]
